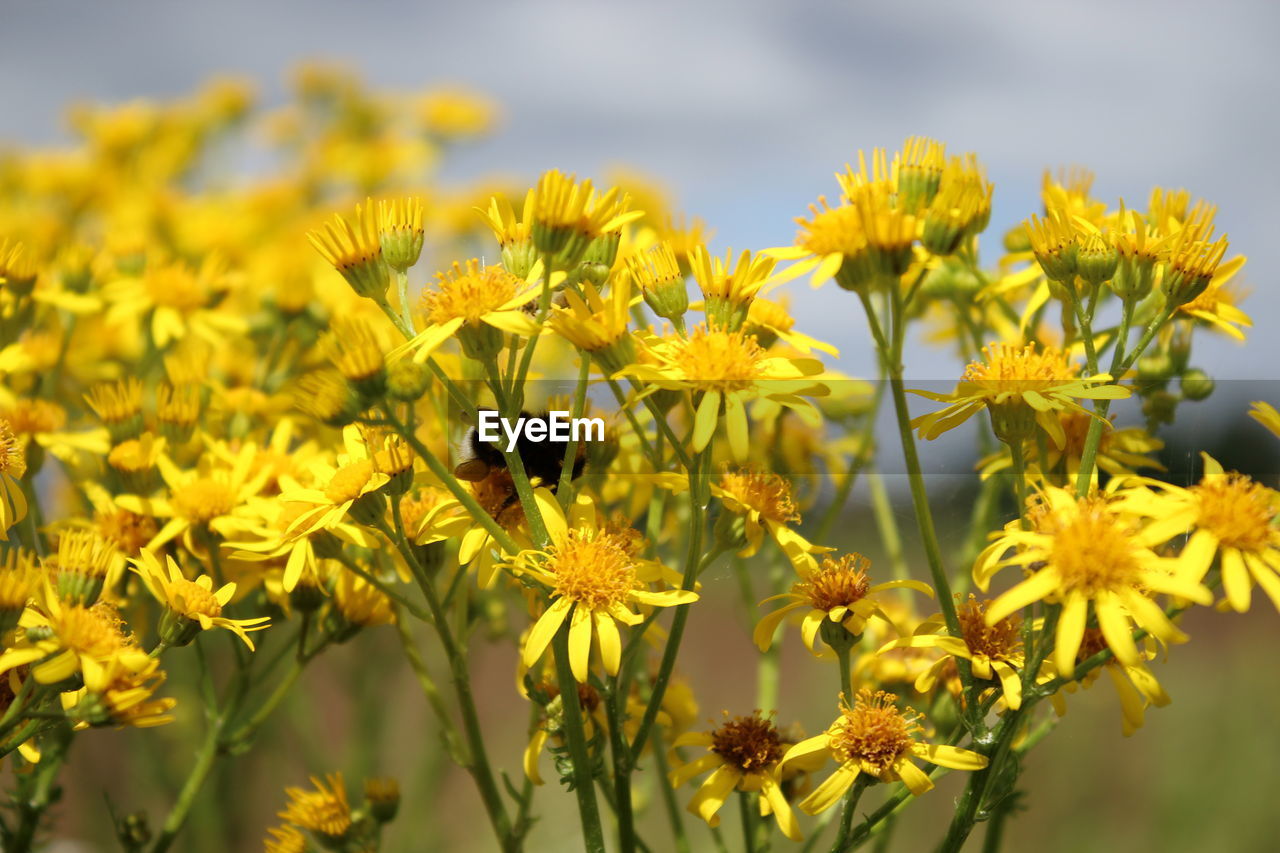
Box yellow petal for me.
[568,605,593,682]
[986,569,1059,623]
[1054,594,1087,678]
[799,763,858,815]
[692,390,720,452]
[594,610,621,675]
[522,598,571,669]
[1095,593,1138,667]
[1221,548,1252,612]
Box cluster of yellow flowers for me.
[0,66,1274,853]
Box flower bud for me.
[1074,232,1118,287]
[378,197,425,273]
[1180,368,1214,401]
[386,360,431,401]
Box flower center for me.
[798,202,865,257]
[747,298,794,333]
[964,343,1078,392]
[0,418,24,478]
[59,604,124,656]
[956,595,1022,660]
[547,529,637,611]
[324,460,374,504]
[145,264,208,312]
[95,508,158,556]
[1192,474,1276,552]
[422,260,520,325]
[710,713,784,772]
[169,578,222,619]
[674,327,765,390]
[1047,499,1143,595]
[796,554,872,611]
[108,435,161,472]
[828,689,920,773]
[3,400,66,435]
[719,470,800,524]
[173,478,236,523]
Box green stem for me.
[551,622,607,853]
[151,716,223,853]
[557,351,593,510]
[396,269,415,335]
[740,792,760,853]
[1073,304,1172,497]
[393,604,465,765]
[606,681,637,853]
[1008,440,1028,528]
[830,776,870,853]
[9,722,72,853]
[867,471,909,585]
[373,516,514,850]
[652,730,693,853]
[629,450,707,762]
[509,253,556,411]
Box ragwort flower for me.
[510,492,697,682]
[782,690,987,809]
[974,486,1212,677]
[670,713,801,841]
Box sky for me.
[2,0,1277,391]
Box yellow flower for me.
[705,468,827,574]
[307,199,389,300]
[0,416,27,540]
[977,412,1164,488]
[548,278,634,371]
[83,377,144,439]
[767,197,867,289]
[782,690,987,808]
[669,713,801,841]
[1046,627,1169,737]
[225,499,377,593]
[688,245,774,331]
[61,654,176,729]
[622,326,825,460]
[103,255,245,349]
[0,593,146,685]
[396,259,542,362]
[264,824,309,853]
[743,295,838,356]
[530,169,642,256]
[754,553,932,655]
[1249,401,1280,438]
[1119,453,1280,613]
[377,196,425,272]
[116,443,270,550]
[509,492,696,682]
[910,342,1128,446]
[277,425,392,538]
[625,241,688,322]
[133,548,270,649]
[278,772,353,841]
[974,487,1212,676]
[881,596,1026,709]
[333,570,394,629]
[417,87,497,138]
[1177,256,1251,340]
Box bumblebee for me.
[454,411,587,516]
